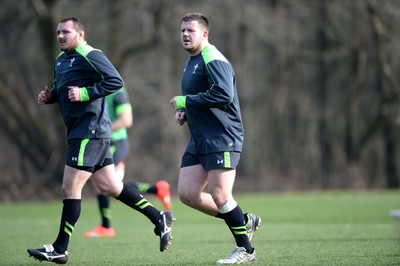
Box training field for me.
[0,190,399,265]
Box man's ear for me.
[79,31,85,41]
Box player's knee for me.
[178,190,189,204]
[61,184,73,198]
[95,183,113,196]
[178,189,196,206]
[106,182,124,197]
[210,189,230,208]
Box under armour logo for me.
[71,157,78,161]
[217,159,224,164]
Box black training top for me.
[181,44,244,154]
[47,42,124,139]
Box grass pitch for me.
[0,190,399,265]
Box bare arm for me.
[112,109,133,131]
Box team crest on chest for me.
[193,64,199,74]
[69,57,76,67]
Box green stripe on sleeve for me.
[80,87,89,101]
[176,96,186,109]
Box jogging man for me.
[27,16,173,264]
[170,13,261,264]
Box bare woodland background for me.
[1,0,400,202]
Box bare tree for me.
[1,0,400,201]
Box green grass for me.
[0,190,399,265]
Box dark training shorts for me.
[180,151,241,171]
[66,138,114,173]
[110,138,130,165]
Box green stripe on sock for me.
[231,225,246,235]
[102,207,112,219]
[137,183,151,194]
[64,221,74,237]
[135,198,153,209]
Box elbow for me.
[126,114,133,128]
[126,119,133,128]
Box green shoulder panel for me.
[75,42,100,57]
[201,44,228,65]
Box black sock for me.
[220,206,253,253]
[216,212,248,223]
[97,194,111,228]
[53,199,81,253]
[116,183,161,225]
